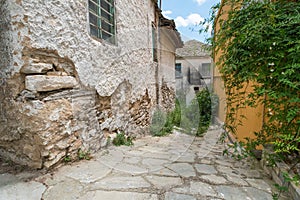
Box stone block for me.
[44,152,66,168]
[21,63,53,74]
[47,71,68,76]
[25,75,79,92]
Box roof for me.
[176,40,211,57]
[159,15,184,48]
[152,0,183,49]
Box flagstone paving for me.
[0,127,290,200]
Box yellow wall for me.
[213,0,229,124]
[213,0,265,141]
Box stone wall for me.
[0,0,168,169]
[158,27,178,111]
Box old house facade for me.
[175,40,212,104]
[0,0,182,168]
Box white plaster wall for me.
[7,0,157,101]
[0,0,167,168]
[159,29,176,85]
[175,56,212,104]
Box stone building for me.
[0,0,182,168]
[175,40,212,104]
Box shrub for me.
[77,149,91,160]
[194,89,212,136]
[179,89,215,136]
[150,99,181,136]
[112,132,133,146]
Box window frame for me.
[88,0,116,44]
[175,63,182,78]
[200,63,211,78]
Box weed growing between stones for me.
[112,132,133,146]
[150,90,217,137]
[63,156,72,163]
[78,149,91,160]
[150,99,181,137]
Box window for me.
[188,67,201,85]
[175,63,182,78]
[200,63,211,77]
[88,0,116,44]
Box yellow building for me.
[213,0,264,142]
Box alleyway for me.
[0,127,289,200]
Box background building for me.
[175,40,212,104]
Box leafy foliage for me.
[179,89,217,136]
[195,89,213,136]
[150,99,181,136]
[150,90,217,137]
[112,132,133,146]
[211,0,300,155]
[77,149,91,160]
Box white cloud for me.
[194,0,207,6]
[162,10,172,19]
[162,10,172,15]
[174,13,204,28]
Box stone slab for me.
[0,173,19,187]
[225,174,249,186]
[242,187,273,200]
[25,75,79,92]
[200,174,228,185]
[53,160,111,183]
[165,192,196,200]
[172,181,218,197]
[111,163,148,175]
[190,181,219,197]
[246,178,272,193]
[0,181,46,200]
[175,152,196,163]
[21,63,53,74]
[79,191,158,200]
[195,164,217,174]
[145,175,182,189]
[166,163,196,177]
[216,185,248,200]
[90,176,151,190]
[152,167,179,177]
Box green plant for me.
[202,0,300,199]
[150,108,167,136]
[182,89,213,136]
[195,89,213,136]
[64,156,72,163]
[112,132,133,146]
[78,149,91,160]
[210,93,219,123]
[150,99,181,137]
[150,91,216,137]
[272,172,300,199]
[107,136,111,145]
[214,0,299,154]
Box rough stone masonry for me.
[0,0,182,168]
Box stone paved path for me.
[0,127,290,200]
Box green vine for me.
[211,0,300,155]
[202,0,300,197]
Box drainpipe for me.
[157,0,162,106]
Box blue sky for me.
[161,0,220,43]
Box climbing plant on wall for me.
[210,0,300,157]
